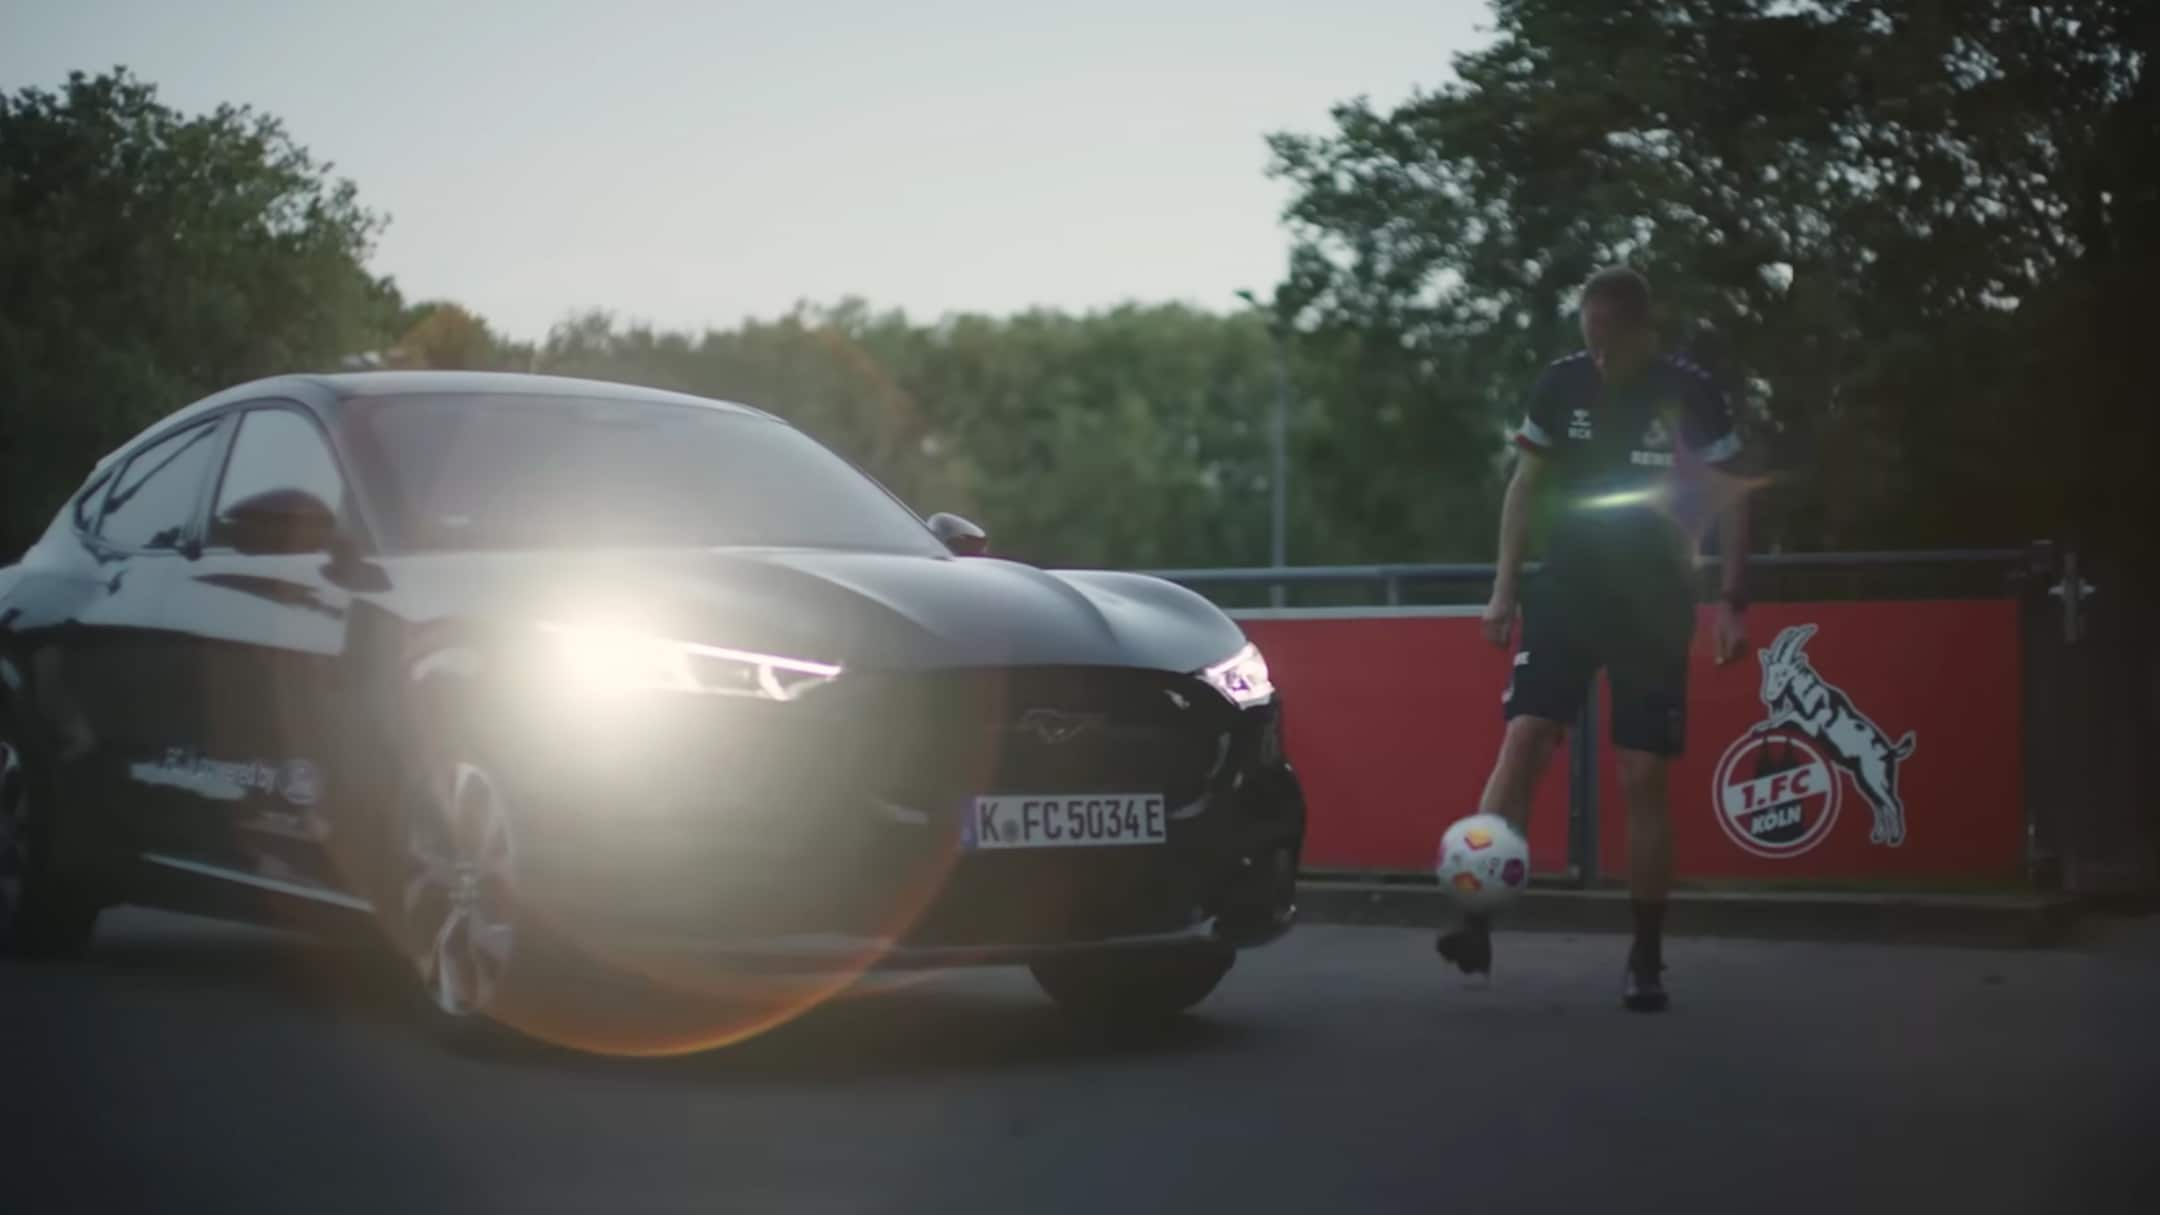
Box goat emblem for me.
[1745,624,1918,847]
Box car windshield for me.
[339,394,947,555]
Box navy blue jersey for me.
[1513,351,1741,583]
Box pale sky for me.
[4,0,1492,341]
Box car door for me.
[62,416,235,861]
[159,402,367,899]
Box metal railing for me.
[1140,548,2035,608]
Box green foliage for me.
[439,298,1502,569]
[0,55,1300,572]
[517,301,1295,569]
[0,68,399,554]
[385,301,519,371]
[7,15,2152,574]
[1267,0,2154,554]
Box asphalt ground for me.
[6,908,2159,1214]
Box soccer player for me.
[1436,266,1751,1012]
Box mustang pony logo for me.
[1743,625,1918,848]
[1017,708,1102,746]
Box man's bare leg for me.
[1615,746,1673,1010]
[1480,716,1567,831]
[1437,716,1567,976]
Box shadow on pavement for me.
[48,913,1259,1081]
[52,919,412,1010]
[531,985,1259,1085]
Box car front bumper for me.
[470,671,1307,969]
[508,778,1305,970]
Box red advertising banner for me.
[1594,599,2024,881]
[1237,614,1572,875]
[1240,599,2024,883]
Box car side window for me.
[208,408,347,549]
[72,467,115,532]
[94,421,224,553]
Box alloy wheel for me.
[400,761,518,1017]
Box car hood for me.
[369,547,1247,674]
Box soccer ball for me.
[1436,813,1532,912]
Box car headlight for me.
[1201,642,1275,708]
[535,621,842,702]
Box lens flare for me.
[1583,462,1778,550]
[308,665,1015,1058]
[1677,464,1779,550]
[535,620,842,702]
[1581,488,1662,510]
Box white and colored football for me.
[1435,813,1532,912]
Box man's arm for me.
[1716,476,1748,603]
[1489,362,1563,649]
[1674,359,1752,664]
[1484,450,1542,648]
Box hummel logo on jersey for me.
[1568,408,1593,440]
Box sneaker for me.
[1622,950,1668,1013]
[1435,914,1493,977]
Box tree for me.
[384,301,522,371]
[1267,0,2152,554]
[0,68,398,555]
[899,303,1287,568]
[516,301,1295,570]
[528,302,975,525]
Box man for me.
[1435,266,1750,1012]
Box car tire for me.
[383,746,530,1054]
[379,650,558,1054]
[0,716,101,961]
[1029,947,1235,1025]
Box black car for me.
[0,372,1304,1046]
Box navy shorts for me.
[1502,570,1696,756]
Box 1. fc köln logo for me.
[1711,625,1919,860]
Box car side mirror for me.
[927,512,989,557]
[218,488,340,556]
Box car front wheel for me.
[392,753,525,1035]
[1029,947,1235,1025]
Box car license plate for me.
[965,794,1167,850]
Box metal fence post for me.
[2019,540,2062,890]
[1567,686,1600,886]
